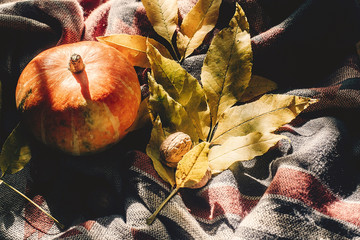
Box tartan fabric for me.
[1,0,360,239]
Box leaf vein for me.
[183,0,217,54]
[156,0,173,42]
[209,136,280,161]
[214,27,239,119]
[212,103,303,142]
[152,52,180,96]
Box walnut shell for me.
[160,132,192,168]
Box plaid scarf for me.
[1,0,360,239]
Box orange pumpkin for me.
[15,41,141,155]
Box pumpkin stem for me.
[69,54,91,99]
[69,53,85,73]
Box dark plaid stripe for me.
[236,195,360,239]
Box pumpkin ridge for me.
[101,102,120,140]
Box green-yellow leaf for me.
[148,74,199,143]
[146,141,210,225]
[0,122,31,177]
[201,3,252,125]
[177,0,222,59]
[229,2,249,32]
[141,0,178,45]
[146,116,176,186]
[239,75,278,102]
[211,94,317,144]
[147,43,211,140]
[175,142,210,188]
[209,132,286,174]
[97,34,172,68]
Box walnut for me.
[160,132,192,168]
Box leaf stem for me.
[146,186,180,225]
[0,178,64,230]
[207,122,218,143]
[170,42,180,62]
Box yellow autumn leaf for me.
[147,42,211,140]
[175,142,210,188]
[211,94,317,145]
[97,34,171,68]
[208,132,286,174]
[147,74,199,143]
[229,2,249,32]
[146,142,210,225]
[141,0,178,46]
[146,116,176,186]
[239,75,278,102]
[201,3,252,125]
[177,0,222,59]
